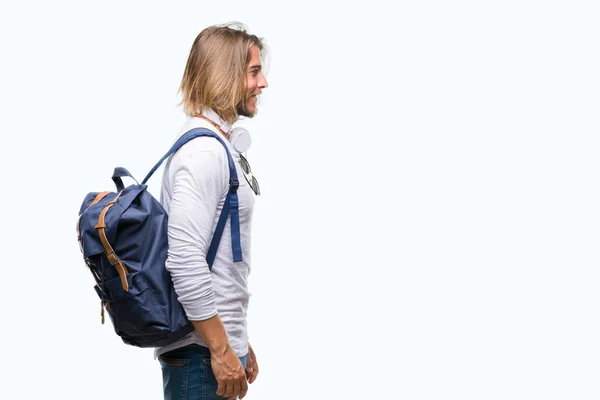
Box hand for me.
[211,345,248,400]
[245,343,259,384]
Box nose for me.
[259,73,269,89]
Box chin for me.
[237,102,257,118]
[240,109,256,118]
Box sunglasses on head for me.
[239,153,260,196]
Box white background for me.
[0,1,599,399]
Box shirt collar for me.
[188,110,250,152]
[200,109,232,135]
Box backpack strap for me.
[95,194,130,291]
[112,167,139,192]
[141,128,243,269]
[90,191,111,207]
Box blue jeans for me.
[159,344,247,400]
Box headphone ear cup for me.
[231,127,251,153]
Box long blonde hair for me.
[179,22,265,125]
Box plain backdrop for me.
[0,1,599,399]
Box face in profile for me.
[238,45,268,118]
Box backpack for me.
[76,128,243,348]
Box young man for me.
[155,22,268,400]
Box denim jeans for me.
[159,344,248,400]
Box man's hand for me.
[245,343,259,384]
[192,316,248,399]
[211,344,248,400]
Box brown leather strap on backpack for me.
[77,191,112,244]
[90,191,110,207]
[95,197,129,292]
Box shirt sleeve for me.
[165,148,229,321]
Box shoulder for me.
[167,135,231,188]
[173,122,232,160]
[176,136,229,162]
[166,121,235,179]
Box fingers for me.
[216,381,239,397]
[245,363,258,384]
[216,370,248,398]
[245,355,253,378]
[238,377,248,398]
[218,380,247,399]
[239,379,249,399]
[216,382,225,396]
[223,379,248,400]
[247,352,259,384]
[224,383,235,398]
[248,366,258,384]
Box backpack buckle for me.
[229,177,239,193]
[106,250,119,266]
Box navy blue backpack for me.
[77,128,242,348]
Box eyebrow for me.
[248,64,262,71]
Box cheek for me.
[247,78,257,92]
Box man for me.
[155,22,268,400]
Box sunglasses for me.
[239,153,261,196]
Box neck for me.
[194,114,230,141]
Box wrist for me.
[207,341,230,356]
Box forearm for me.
[192,314,230,355]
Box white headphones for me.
[230,127,251,153]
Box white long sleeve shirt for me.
[154,111,255,358]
